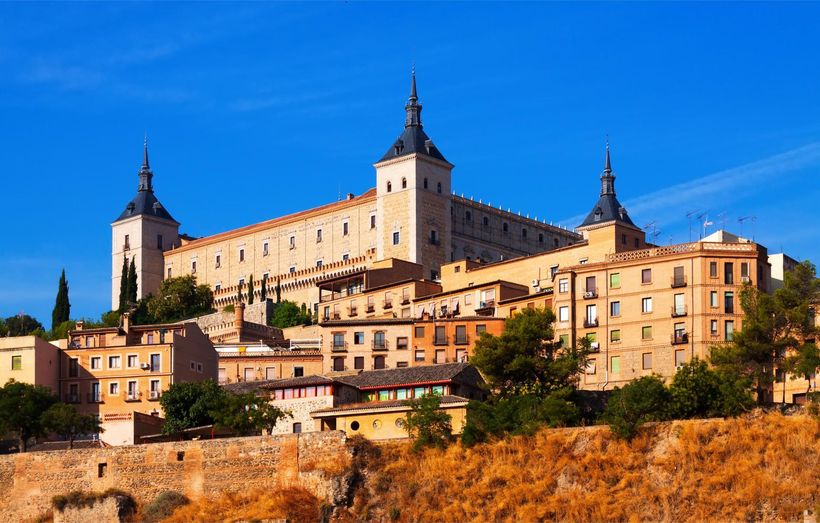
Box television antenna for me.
[685,210,700,242]
[738,216,757,238]
[695,211,709,240]
[643,221,661,244]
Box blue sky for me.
[1,2,819,327]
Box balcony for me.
[65,394,80,404]
[332,341,348,352]
[671,332,689,345]
[583,318,599,328]
[671,276,688,288]
[383,300,393,309]
[454,334,469,345]
[475,300,496,316]
[347,307,358,317]
[87,392,103,403]
[671,305,688,318]
[125,392,142,402]
[401,297,411,305]
[372,339,389,351]
[365,304,375,313]
[331,312,341,320]
[148,390,161,401]
[434,335,449,346]
[582,289,598,299]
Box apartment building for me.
[58,315,217,444]
[0,336,59,392]
[216,342,323,384]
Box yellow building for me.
[0,336,59,392]
[112,73,580,313]
[58,315,217,445]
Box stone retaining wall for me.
[0,430,351,522]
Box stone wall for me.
[0,431,351,522]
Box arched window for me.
[374,355,386,370]
[437,182,442,193]
[401,177,407,189]
[387,181,392,193]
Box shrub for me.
[403,394,453,452]
[667,359,722,419]
[52,489,135,514]
[601,375,669,440]
[141,490,189,522]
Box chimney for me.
[121,313,130,334]
[346,193,354,200]
[235,302,245,339]
[75,320,84,331]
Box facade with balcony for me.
[58,314,218,445]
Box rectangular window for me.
[585,276,596,294]
[167,267,172,278]
[191,260,197,274]
[475,324,486,336]
[558,279,568,293]
[673,266,685,287]
[609,273,620,288]
[316,229,323,242]
[585,304,597,324]
[354,356,364,370]
[157,234,163,249]
[127,381,137,399]
[11,355,22,371]
[289,236,296,249]
[265,367,275,380]
[150,353,160,372]
[68,358,79,377]
[710,291,718,308]
[215,254,221,268]
[397,337,409,350]
[294,366,304,377]
[642,297,653,313]
[370,214,376,229]
[108,356,121,369]
[343,221,349,236]
[90,382,101,402]
[709,261,718,278]
[725,320,735,341]
[559,334,569,347]
[414,326,425,338]
[724,262,734,284]
[610,301,620,317]
[435,350,446,364]
[674,293,685,316]
[316,259,323,268]
[611,356,621,374]
[741,262,749,279]
[558,306,569,322]
[642,353,652,370]
[239,248,245,262]
[124,234,130,249]
[109,382,119,396]
[610,329,621,343]
[373,331,386,349]
[332,357,345,372]
[434,326,446,345]
[293,423,302,434]
[455,325,467,344]
[333,333,346,349]
[724,292,734,314]
[353,332,364,345]
[641,268,652,284]
[263,241,269,256]
[414,350,425,362]
[710,319,718,335]
[392,231,400,245]
[642,326,652,340]
[91,356,101,370]
[675,349,686,367]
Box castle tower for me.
[576,142,646,252]
[373,71,453,279]
[111,139,180,309]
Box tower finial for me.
[604,137,611,174]
[404,67,422,128]
[600,139,615,196]
[138,136,153,192]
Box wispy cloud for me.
[561,141,820,228]
[229,90,337,113]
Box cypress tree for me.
[248,274,255,304]
[260,276,267,301]
[51,269,70,330]
[127,257,138,304]
[236,280,243,305]
[275,278,282,303]
[118,256,129,312]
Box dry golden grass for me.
[341,413,820,523]
[161,486,322,523]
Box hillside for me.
[164,412,820,522]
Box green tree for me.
[144,275,214,324]
[668,359,754,419]
[248,274,255,305]
[210,392,289,436]
[127,257,138,304]
[0,381,59,452]
[100,310,121,328]
[236,280,243,305]
[268,301,313,328]
[711,261,820,405]
[260,277,267,301]
[51,269,70,331]
[461,389,578,447]
[601,375,669,441]
[470,308,590,397]
[41,403,103,449]
[403,394,453,452]
[159,379,226,435]
[275,278,281,303]
[0,318,7,337]
[49,320,76,342]
[4,314,45,337]
[118,255,129,312]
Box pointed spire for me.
[600,139,615,196]
[405,66,422,128]
[137,136,153,192]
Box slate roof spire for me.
[115,137,177,223]
[404,66,422,128]
[379,69,449,164]
[138,135,153,193]
[577,140,636,229]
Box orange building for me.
[58,314,217,445]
